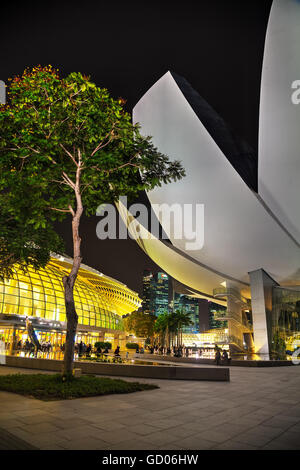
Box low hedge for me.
[0,373,158,401]
[94,342,112,350]
[126,342,139,349]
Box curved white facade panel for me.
[133,71,300,294]
[259,0,300,244]
[117,198,228,305]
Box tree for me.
[0,194,63,281]
[154,311,175,348]
[272,329,286,360]
[154,310,193,348]
[173,309,193,346]
[123,310,156,340]
[0,65,185,377]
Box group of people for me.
[214,348,230,365]
[16,339,55,353]
[75,341,92,356]
[147,344,197,357]
[16,339,36,352]
[145,344,231,364]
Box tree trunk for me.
[62,275,78,376]
[61,151,83,378]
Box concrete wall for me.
[4,355,230,381]
[137,353,292,367]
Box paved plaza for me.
[0,364,300,450]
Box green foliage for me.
[0,65,185,373]
[154,309,193,347]
[272,329,287,359]
[94,341,112,349]
[154,309,192,335]
[154,311,173,334]
[0,191,64,280]
[123,310,156,338]
[173,309,193,331]
[126,342,139,349]
[0,373,158,400]
[0,65,185,221]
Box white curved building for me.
[124,0,300,355]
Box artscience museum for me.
[119,0,300,357]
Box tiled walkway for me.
[0,427,37,450]
[0,365,299,450]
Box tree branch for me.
[90,123,117,157]
[60,144,78,167]
[62,172,76,189]
[49,207,71,213]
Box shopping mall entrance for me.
[0,313,127,355]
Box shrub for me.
[126,342,139,349]
[94,342,112,350]
[0,373,158,400]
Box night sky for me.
[0,0,273,295]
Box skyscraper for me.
[141,269,153,314]
[173,293,200,333]
[154,272,170,316]
[142,270,170,316]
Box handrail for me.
[214,311,253,332]
[213,287,248,305]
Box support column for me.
[113,333,120,351]
[249,268,279,355]
[226,282,244,354]
[98,331,105,343]
[244,332,255,352]
[9,326,17,354]
[118,334,127,351]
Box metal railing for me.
[214,310,253,332]
[213,287,248,305]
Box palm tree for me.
[154,311,175,348]
[173,309,193,346]
[154,309,193,349]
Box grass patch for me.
[0,373,158,401]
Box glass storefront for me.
[0,256,142,354]
[0,325,122,355]
[272,286,300,358]
[0,261,128,330]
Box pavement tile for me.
[125,424,161,436]
[174,434,216,450]
[60,437,111,450]
[138,431,179,447]
[214,440,259,450]
[234,425,285,447]
[262,415,300,430]
[1,364,300,450]
[93,429,141,445]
